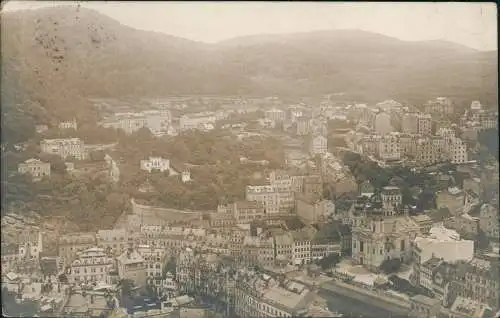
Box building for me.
[309,135,328,156]
[273,233,294,263]
[352,216,420,271]
[292,228,314,265]
[100,110,171,135]
[402,113,419,134]
[447,296,493,318]
[58,119,78,130]
[67,247,113,284]
[295,195,334,224]
[445,137,468,164]
[233,200,265,224]
[40,138,86,160]
[36,124,49,133]
[181,170,191,183]
[424,97,453,117]
[269,170,305,194]
[409,295,441,318]
[378,133,401,161]
[117,248,147,289]
[380,186,403,215]
[412,225,474,289]
[137,244,168,278]
[411,215,434,235]
[58,232,97,267]
[265,108,286,122]
[96,229,128,257]
[234,274,317,318]
[246,185,294,215]
[140,157,170,173]
[479,203,499,239]
[296,116,312,136]
[179,112,216,131]
[373,111,394,135]
[17,231,43,261]
[417,113,433,136]
[241,236,275,267]
[17,158,51,181]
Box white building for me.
[265,108,286,122]
[40,138,86,160]
[246,185,294,215]
[181,170,191,183]
[373,112,394,135]
[417,114,432,136]
[445,137,468,164]
[378,133,401,161]
[58,119,78,130]
[179,112,217,131]
[100,110,171,135]
[413,225,474,266]
[140,157,170,173]
[17,158,51,181]
[67,247,114,284]
[309,135,328,157]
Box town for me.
[2,94,499,318]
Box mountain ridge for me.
[1,6,497,127]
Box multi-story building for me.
[265,108,286,122]
[296,116,312,136]
[67,247,113,284]
[409,295,441,318]
[479,203,499,239]
[437,127,455,141]
[352,216,420,271]
[179,112,217,131]
[360,135,382,156]
[399,134,419,158]
[373,111,394,135]
[96,229,128,257]
[40,138,86,160]
[234,274,317,318]
[117,248,147,289]
[309,135,328,156]
[140,157,170,173]
[59,232,97,266]
[292,228,314,265]
[246,185,294,215]
[17,158,51,181]
[402,113,419,134]
[445,137,468,164]
[233,200,265,224]
[137,244,168,278]
[58,119,78,130]
[100,110,172,135]
[380,186,402,215]
[378,133,401,161]
[424,97,453,118]
[412,225,474,289]
[241,236,275,267]
[269,170,305,193]
[295,195,335,224]
[417,113,433,136]
[273,233,294,263]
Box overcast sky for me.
[3,1,497,51]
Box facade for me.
[424,97,453,117]
[373,112,394,135]
[296,116,312,136]
[445,137,468,164]
[409,295,441,318]
[40,138,86,160]
[181,170,191,183]
[117,248,147,289]
[378,133,401,161]
[137,244,168,278]
[479,203,499,239]
[296,195,335,224]
[246,185,294,215]
[96,229,128,257]
[352,216,420,271]
[140,157,170,173]
[58,119,78,130]
[402,113,419,134]
[179,112,216,131]
[380,186,403,215]
[17,158,51,181]
[67,247,113,284]
[233,200,265,224]
[417,113,433,136]
[265,108,286,122]
[59,232,97,266]
[100,110,171,135]
[309,135,328,156]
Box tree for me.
[379,258,402,274]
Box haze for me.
[2,1,498,51]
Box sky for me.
[3,1,498,51]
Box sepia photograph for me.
[0,1,498,317]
